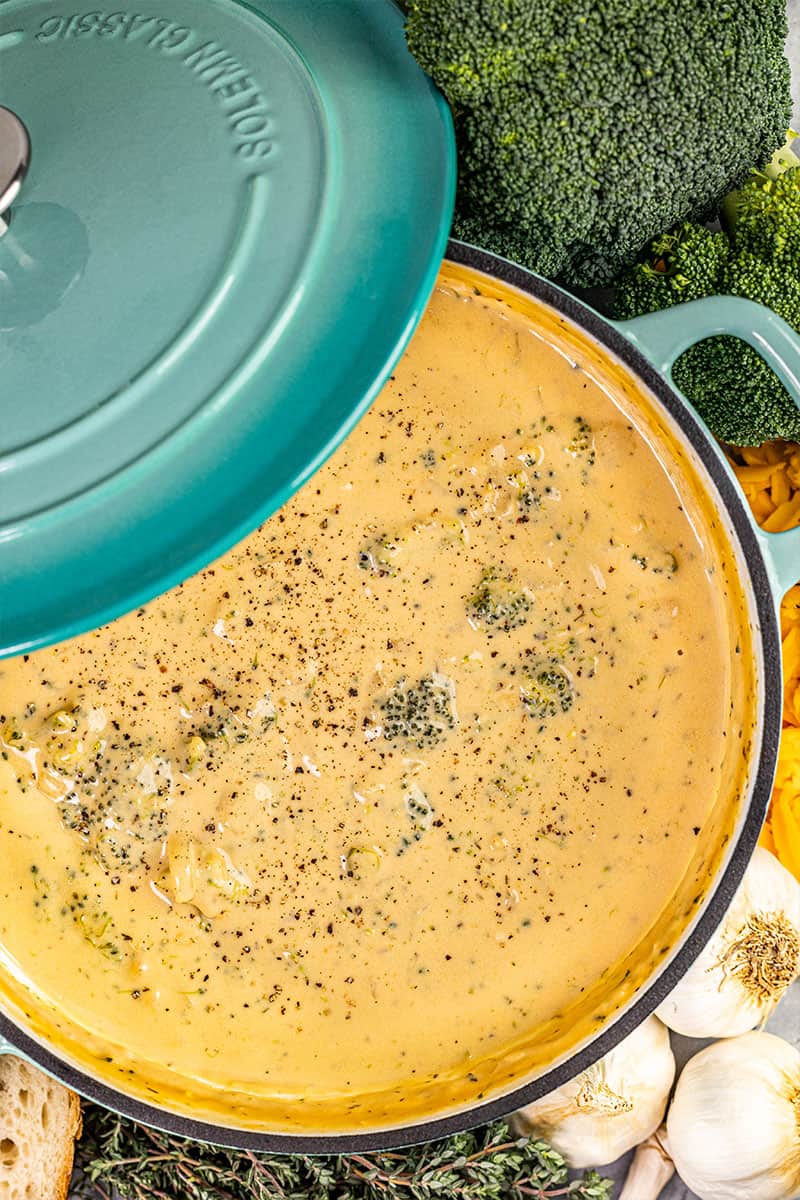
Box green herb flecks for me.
[566,416,596,469]
[396,780,435,857]
[631,549,679,576]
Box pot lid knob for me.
[0,105,30,235]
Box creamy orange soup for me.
[0,268,755,1131]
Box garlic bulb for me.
[656,846,800,1038]
[666,1031,800,1200]
[513,1015,675,1167]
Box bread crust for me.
[0,1055,81,1200]
[56,1089,82,1200]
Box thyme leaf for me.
[71,1109,613,1200]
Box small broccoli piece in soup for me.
[521,663,575,723]
[357,532,403,576]
[467,567,532,632]
[380,673,457,750]
[566,416,596,467]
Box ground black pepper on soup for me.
[0,268,755,1131]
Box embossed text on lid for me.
[1,0,327,523]
[0,0,455,657]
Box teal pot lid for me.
[0,0,455,656]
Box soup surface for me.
[0,270,752,1130]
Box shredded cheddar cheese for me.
[730,442,800,879]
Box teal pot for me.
[1,241,799,1151]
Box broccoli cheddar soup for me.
[0,267,755,1131]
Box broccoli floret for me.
[467,567,532,632]
[721,252,800,330]
[567,417,595,464]
[723,138,800,270]
[614,223,729,320]
[521,663,575,723]
[380,673,457,749]
[406,0,791,286]
[614,138,800,446]
[672,247,800,446]
[687,154,800,445]
[726,167,800,270]
[357,532,402,576]
[673,338,800,446]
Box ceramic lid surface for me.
[0,0,455,655]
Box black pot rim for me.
[0,240,783,1154]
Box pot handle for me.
[613,296,800,600]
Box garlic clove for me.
[619,1127,675,1200]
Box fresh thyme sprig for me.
[71,1107,613,1200]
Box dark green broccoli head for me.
[521,663,575,723]
[380,674,457,749]
[406,0,791,286]
[614,223,729,320]
[467,567,532,632]
[672,338,800,447]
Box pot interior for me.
[0,261,766,1143]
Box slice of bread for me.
[0,1055,81,1200]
